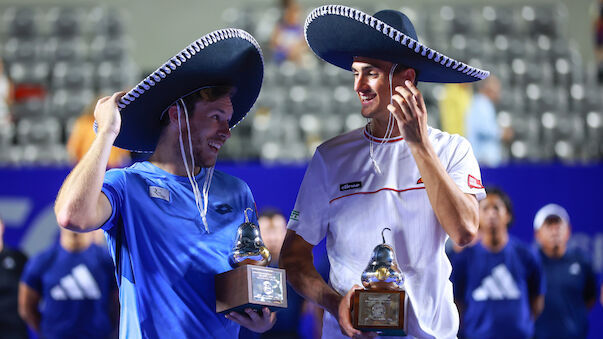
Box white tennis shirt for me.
[288,126,486,339]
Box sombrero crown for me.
[110,28,264,152]
[305,5,489,83]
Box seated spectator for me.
[269,0,307,65]
[0,60,14,126]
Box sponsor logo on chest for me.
[340,181,362,191]
[149,186,170,202]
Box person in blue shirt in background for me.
[18,228,118,339]
[53,29,275,338]
[464,75,512,167]
[533,203,597,339]
[450,187,545,339]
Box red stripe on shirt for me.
[330,186,426,203]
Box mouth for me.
[208,140,223,152]
[359,93,376,105]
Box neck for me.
[149,133,200,177]
[481,229,508,253]
[0,241,3,252]
[368,115,401,139]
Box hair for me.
[160,86,234,126]
[259,207,284,219]
[543,215,563,225]
[484,186,514,227]
[393,64,419,86]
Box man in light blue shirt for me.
[54,29,274,338]
[465,75,504,167]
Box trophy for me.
[351,228,406,336]
[215,208,287,314]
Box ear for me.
[167,104,180,125]
[399,68,417,84]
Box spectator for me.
[465,74,511,167]
[269,0,307,65]
[533,204,597,339]
[67,97,131,168]
[438,83,473,136]
[450,187,545,339]
[0,217,28,339]
[18,228,118,339]
[0,59,14,126]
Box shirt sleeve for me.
[100,169,126,231]
[445,135,486,201]
[20,253,44,293]
[526,248,546,298]
[287,149,329,245]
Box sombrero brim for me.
[305,5,489,83]
[112,28,263,152]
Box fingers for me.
[338,285,364,338]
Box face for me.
[536,219,570,254]
[479,194,511,236]
[182,96,233,168]
[258,214,287,257]
[352,57,398,120]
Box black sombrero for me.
[110,28,264,152]
[304,5,489,83]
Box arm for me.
[529,295,544,320]
[54,92,124,232]
[280,230,375,338]
[389,80,479,246]
[18,282,41,333]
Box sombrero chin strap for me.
[177,99,213,233]
[368,63,397,175]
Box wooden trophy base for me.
[352,289,406,336]
[215,265,287,314]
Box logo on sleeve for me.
[214,203,233,214]
[290,210,300,221]
[149,186,170,202]
[340,181,362,191]
[468,175,484,189]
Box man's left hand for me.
[388,80,429,145]
[226,307,276,333]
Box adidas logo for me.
[49,264,102,300]
[471,264,520,301]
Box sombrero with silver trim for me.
[305,5,489,83]
[107,28,263,152]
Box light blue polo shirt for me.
[101,161,258,338]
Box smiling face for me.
[352,57,396,120]
[185,96,233,168]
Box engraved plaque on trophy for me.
[351,228,406,336]
[215,209,288,314]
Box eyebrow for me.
[352,65,380,73]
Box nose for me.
[354,73,368,93]
[218,120,231,140]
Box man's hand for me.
[226,307,276,333]
[388,80,429,145]
[337,285,378,339]
[94,91,126,139]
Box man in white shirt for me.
[280,6,489,339]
